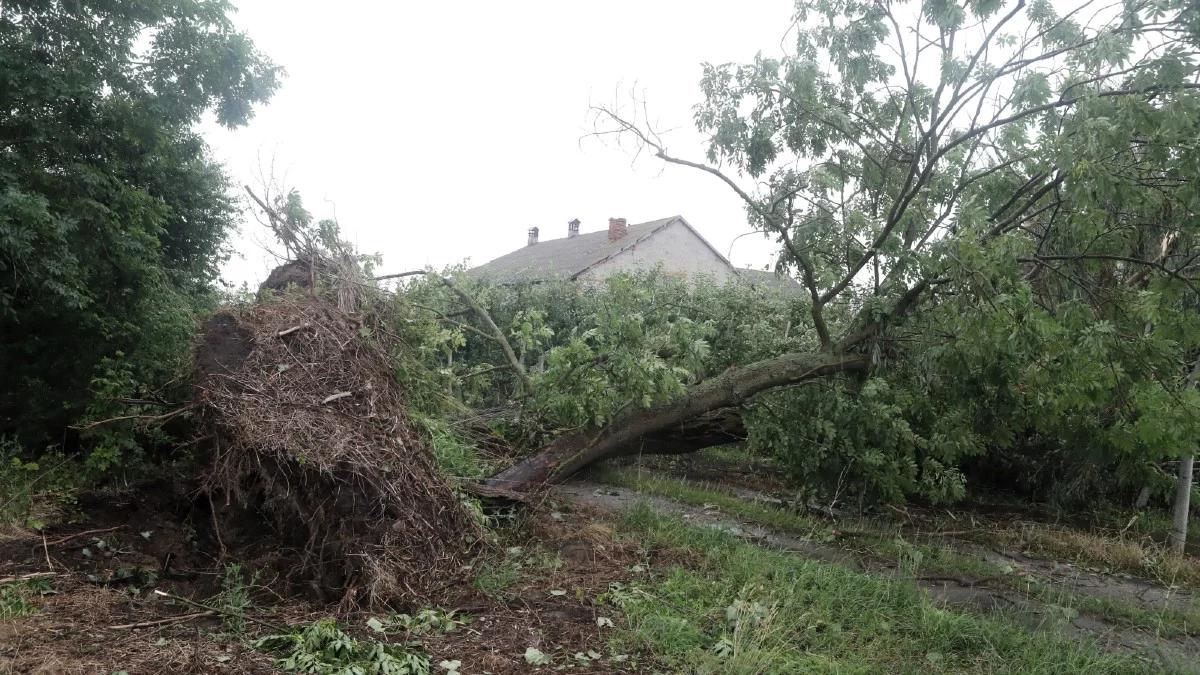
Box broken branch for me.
[401,271,533,393]
[0,572,56,584]
[46,525,125,546]
[152,589,285,632]
[109,610,216,630]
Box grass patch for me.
[473,555,522,597]
[472,543,566,597]
[697,445,774,467]
[0,578,51,619]
[1068,594,1200,638]
[594,466,826,535]
[611,503,1152,674]
[413,413,491,479]
[989,523,1200,589]
[596,466,1200,641]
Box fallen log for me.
[484,351,867,492]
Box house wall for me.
[580,221,735,283]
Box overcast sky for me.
[202,0,797,287]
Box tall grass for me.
[611,504,1153,674]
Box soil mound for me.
[259,258,313,294]
[193,293,473,608]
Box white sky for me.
[202,0,796,287]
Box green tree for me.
[490,0,1200,527]
[0,1,279,452]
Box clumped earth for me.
[194,293,476,608]
[0,484,292,673]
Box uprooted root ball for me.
[194,293,475,608]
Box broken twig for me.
[153,589,284,632]
[0,572,56,584]
[46,525,125,546]
[109,610,215,630]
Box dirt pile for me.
[193,292,474,608]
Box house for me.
[468,215,802,295]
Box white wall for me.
[583,221,735,283]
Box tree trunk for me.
[483,351,867,493]
[1168,357,1200,554]
[1135,485,1151,509]
[1170,455,1194,554]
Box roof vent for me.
[527,226,539,246]
[608,217,627,241]
[568,218,581,238]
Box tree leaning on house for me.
[0,0,279,461]
[487,0,1200,543]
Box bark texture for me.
[1168,358,1200,553]
[485,351,867,492]
[1170,455,1194,554]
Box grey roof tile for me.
[466,216,681,283]
[467,215,803,297]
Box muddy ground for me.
[0,486,652,674]
[2,456,1198,673]
[579,452,1200,672]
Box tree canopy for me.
[471,0,1200,508]
[0,0,279,454]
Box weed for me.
[254,618,430,674]
[473,554,522,597]
[528,551,564,574]
[0,578,50,619]
[370,608,467,636]
[0,440,79,529]
[212,563,257,634]
[472,541,569,597]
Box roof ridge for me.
[467,216,682,283]
[569,216,681,280]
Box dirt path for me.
[556,480,1200,672]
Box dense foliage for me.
[395,264,1195,506]
[0,0,278,457]
[563,0,1200,506]
[3,0,1198,517]
[393,0,1200,508]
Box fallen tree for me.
[486,352,868,491]
[478,0,1200,505]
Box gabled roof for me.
[467,215,805,297]
[467,216,689,283]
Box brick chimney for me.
[568,218,581,238]
[608,217,627,241]
[527,226,539,246]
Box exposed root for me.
[193,293,475,609]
